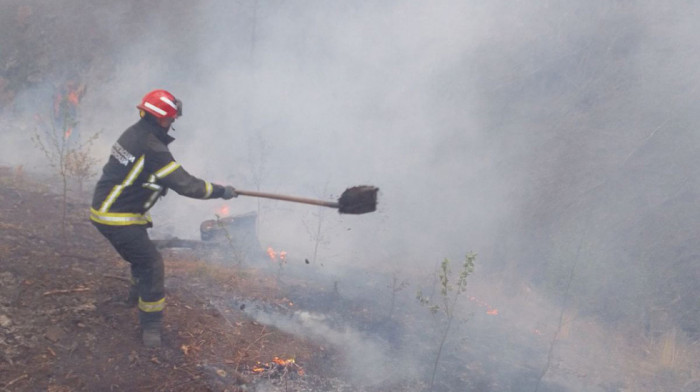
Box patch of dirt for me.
[0,169,346,392]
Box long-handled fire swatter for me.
[234,185,379,214]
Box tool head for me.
[337,185,379,214]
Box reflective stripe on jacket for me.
[91,117,225,226]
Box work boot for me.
[142,322,162,348]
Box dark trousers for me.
[93,223,164,324]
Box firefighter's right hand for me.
[222,186,238,200]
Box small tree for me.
[417,253,476,391]
[274,249,287,282]
[387,273,409,320]
[301,181,336,266]
[31,101,99,239]
[303,205,331,265]
[214,214,245,265]
[65,147,99,194]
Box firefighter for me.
[90,89,237,347]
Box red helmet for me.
[137,89,182,119]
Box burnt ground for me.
[3,167,700,392]
[0,168,408,392]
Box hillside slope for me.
[0,168,337,392]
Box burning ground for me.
[2,169,699,392]
[0,169,380,392]
[0,169,460,391]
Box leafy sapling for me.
[416,253,476,391]
[31,98,99,239]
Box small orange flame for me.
[273,357,294,366]
[217,205,230,217]
[468,295,499,316]
[267,247,288,262]
[67,90,81,105]
[64,128,72,139]
[53,82,85,118]
[267,247,277,260]
[64,81,85,106]
[251,356,304,376]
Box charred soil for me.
[0,169,348,392]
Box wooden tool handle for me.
[235,189,339,209]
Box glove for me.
[222,185,238,200]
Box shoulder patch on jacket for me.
[111,142,136,166]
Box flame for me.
[52,82,85,136]
[216,205,230,217]
[267,247,288,262]
[273,357,294,366]
[251,357,304,376]
[64,81,85,106]
[267,247,277,260]
[53,82,85,116]
[468,295,499,316]
[67,90,81,105]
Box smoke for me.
[4,0,700,390]
[244,308,403,385]
[162,1,501,268]
[1,1,502,265]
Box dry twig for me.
[58,253,96,262]
[42,287,90,296]
[3,374,28,388]
[102,274,132,283]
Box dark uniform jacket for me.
[91,117,224,226]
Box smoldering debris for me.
[241,308,404,386]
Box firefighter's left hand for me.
[222,186,238,200]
